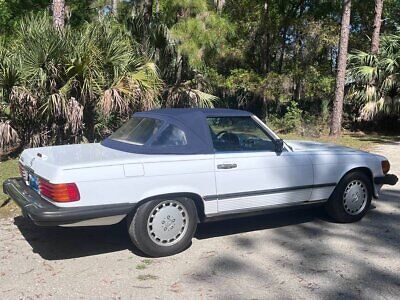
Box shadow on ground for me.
[348,133,400,145]
[14,206,326,260]
[14,217,137,260]
[13,189,400,264]
[190,188,400,299]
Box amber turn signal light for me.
[381,160,390,174]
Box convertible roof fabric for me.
[102,108,253,154]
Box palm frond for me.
[348,32,400,120]
[166,82,217,108]
[0,120,20,154]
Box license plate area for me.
[28,173,40,193]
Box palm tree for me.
[0,13,162,152]
[126,7,220,109]
[52,0,65,29]
[0,37,21,153]
[347,33,400,122]
[330,0,352,137]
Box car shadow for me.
[195,207,326,239]
[14,206,327,260]
[13,217,147,259]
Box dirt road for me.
[1,143,399,299]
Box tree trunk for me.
[261,0,270,74]
[214,0,225,12]
[371,0,384,54]
[278,27,288,73]
[175,54,183,85]
[52,0,65,29]
[83,104,96,142]
[112,0,119,17]
[136,0,153,25]
[330,0,351,137]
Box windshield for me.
[109,117,163,145]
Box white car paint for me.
[18,124,388,227]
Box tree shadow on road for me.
[13,189,400,273]
[188,188,400,299]
[348,133,400,145]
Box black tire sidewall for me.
[326,172,372,223]
[128,197,197,257]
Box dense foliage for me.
[0,13,161,152]
[348,32,400,124]
[1,0,400,154]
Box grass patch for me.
[137,274,158,281]
[0,159,19,202]
[135,259,153,270]
[0,158,20,217]
[136,264,147,270]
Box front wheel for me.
[128,197,198,257]
[325,172,372,223]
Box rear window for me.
[110,117,163,145]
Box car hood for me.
[285,140,367,154]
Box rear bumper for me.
[374,174,398,186]
[3,178,135,226]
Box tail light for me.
[381,160,390,174]
[39,178,80,202]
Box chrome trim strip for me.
[203,183,336,201]
[205,199,328,219]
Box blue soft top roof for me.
[102,108,253,154]
[142,108,252,117]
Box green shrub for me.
[283,101,303,132]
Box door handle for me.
[217,163,237,169]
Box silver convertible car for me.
[3,108,398,257]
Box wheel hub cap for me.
[147,200,188,246]
[343,180,367,215]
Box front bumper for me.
[374,174,398,186]
[3,178,135,226]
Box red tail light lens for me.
[381,160,390,174]
[39,179,80,202]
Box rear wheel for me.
[128,197,197,257]
[325,172,372,223]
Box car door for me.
[207,116,314,214]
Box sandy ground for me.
[0,143,399,299]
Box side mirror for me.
[274,139,284,153]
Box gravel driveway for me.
[1,143,399,299]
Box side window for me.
[152,125,187,147]
[207,117,275,152]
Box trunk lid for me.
[20,143,144,169]
[19,143,147,182]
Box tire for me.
[325,171,372,223]
[128,197,198,257]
